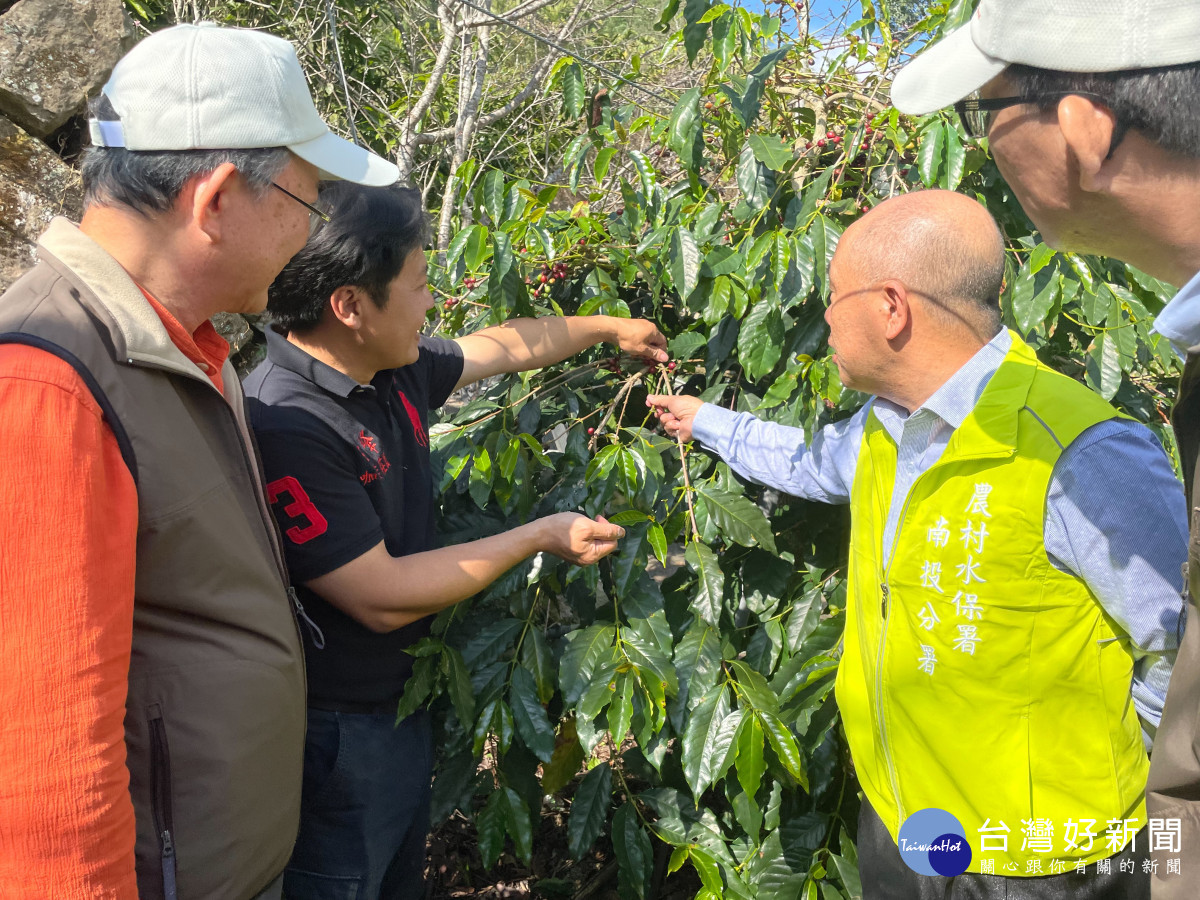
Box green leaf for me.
[500,786,534,865]
[737,144,772,209]
[706,276,733,325]
[1086,333,1123,400]
[797,166,836,226]
[629,149,657,198]
[441,647,475,725]
[510,665,556,763]
[395,654,436,723]
[830,853,863,899]
[674,620,724,715]
[709,707,745,785]
[488,231,518,318]
[668,87,702,155]
[1014,277,1059,338]
[685,542,725,628]
[729,659,780,713]
[1029,243,1056,274]
[702,245,742,277]
[483,169,506,225]
[943,0,974,29]
[520,627,555,704]
[608,672,636,743]
[613,802,653,899]
[669,331,708,358]
[917,122,945,187]
[785,584,825,655]
[761,713,808,787]
[477,787,507,867]
[749,133,794,171]
[564,134,593,193]
[670,227,702,301]
[682,684,731,796]
[462,617,524,668]
[730,46,790,127]
[542,727,586,795]
[560,624,617,705]
[694,484,776,551]
[737,300,785,381]
[697,2,731,23]
[594,147,617,183]
[941,121,966,190]
[568,762,612,858]
[647,522,669,565]
[561,61,585,118]
[447,223,480,269]
[735,713,766,801]
[711,10,737,70]
[758,370,799,410]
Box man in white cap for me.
[891,2,1200,895]
[0,23,396,900]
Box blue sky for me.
[741,0,855,33]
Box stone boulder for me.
[0,114,81,290]
[0,0,135,138]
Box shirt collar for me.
[872,328,1011,438]
[264,325,374,399]
[1151,268,1200,357]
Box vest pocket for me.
[148,704,178,900]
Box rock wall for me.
[0,0,258,366]
[0,0,132,291]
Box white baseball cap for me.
[88,22,398,186]
[892,0,1200,115]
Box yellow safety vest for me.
[836,333,1149,875]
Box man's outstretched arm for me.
[306,513,624,632]
[646,393,864,505]
[454,315,667,389]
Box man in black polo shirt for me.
[244,181,668,900]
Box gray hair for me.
[1007,61,1200,159]
[80,95,292,214]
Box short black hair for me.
[267,182,429,333]
[1006,61,1200,159]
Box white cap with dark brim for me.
[88,22,399,187]
[892,0,1200,116]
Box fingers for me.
[620,321,670,364]
[588,514,625,542]
[586,538,621,563]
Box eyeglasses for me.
[272,182,330,224]
[954,90,1117,141]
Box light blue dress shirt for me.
[691,329,1187,741]
[1151,268,1200,355]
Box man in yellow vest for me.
[647,190,1187,898]
[887,4,1200,894]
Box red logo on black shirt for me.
[356,429,391,485]
[397,390,429,447]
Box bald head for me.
[838,190,1006,341]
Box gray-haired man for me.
[0,23,395,900]
[891,1,1200,894]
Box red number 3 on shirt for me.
[266,476,329,545]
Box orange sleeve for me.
[0,345,140,898]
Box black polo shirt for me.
[245,326,464,708]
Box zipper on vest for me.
[149,712,178,900]
[288,587,326,650]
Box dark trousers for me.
[858,800,1149,900]
[283,707,434,900]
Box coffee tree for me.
[402,0,1184,897]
